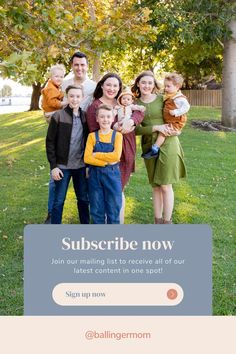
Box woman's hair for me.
[93,73,122,100]
[50,64,66,76]
[131,70,160,98]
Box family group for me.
[42,51,189,225]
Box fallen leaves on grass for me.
[6,156,17,167]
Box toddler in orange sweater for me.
[41,64,66,123]
[142,73,190,159]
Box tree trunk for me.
[92,56,101,82]
[29,82,41,111]
[222,19,236,128]
[87,1,101,82]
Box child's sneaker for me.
[141,145,160,159]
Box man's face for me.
[71,57,88,81]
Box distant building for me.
[0,97,11,106]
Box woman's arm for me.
[130,109,144,126]
[121,110,144,134]
[136,124,177,136]
[135,125,153,135]
[153,124,181,136]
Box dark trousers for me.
[51,167,89,224]
[48,172,55,214]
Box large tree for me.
[222,1,236,128]
[139,0,236,127]
[0,0,70,109]
[3,0,236,124]
[0,0,154,109]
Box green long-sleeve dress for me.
[136,95,186,187]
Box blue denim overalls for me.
[88,130,122,224]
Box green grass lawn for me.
[0,107,235,315]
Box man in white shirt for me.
[62,52,96,111]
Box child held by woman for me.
[142,73,190,159]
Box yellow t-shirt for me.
[84,130,123,167]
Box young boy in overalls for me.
[84,104,123,224]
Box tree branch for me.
[216,37,224,48]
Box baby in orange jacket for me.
[41,64,66,123]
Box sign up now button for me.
[52,283,184,306]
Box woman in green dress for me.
[132,71,186,224]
